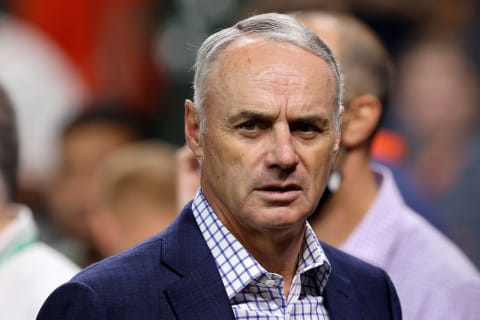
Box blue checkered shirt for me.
[192,190,331,319]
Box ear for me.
[184,99,203,158]
[342,94,381,148]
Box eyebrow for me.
[292,115,330,128]
[226,110,272,124]
[227,110,331,128]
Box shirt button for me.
[264,279,276,286]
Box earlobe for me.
[184,99,203,158]
[342,94,381,148]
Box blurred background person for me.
[0,8,87,212]
[0,0,171,237]
[393,34,480,267]
[296,10,480,319]
[87,141,177,258]
[44,103,152,266]
[0,86,79,320]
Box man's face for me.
[187,37,339,238]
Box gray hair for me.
[192,12,344,132]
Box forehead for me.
[206,36,337,113]
[216,36,331,76]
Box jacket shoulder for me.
[37,207,198,320]
[322,240,390,278]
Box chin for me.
[258,206,310,228]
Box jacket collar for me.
[161,203,362,320]
[161,203,235,319]
[322,242,364,320]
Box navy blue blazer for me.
[37,204,401,319]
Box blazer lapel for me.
[165,255,235,320]
[321,242,365,320]
[323,271,359,320]
[162,206,235,320]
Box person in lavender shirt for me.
[38,13,401,319]
[295,11,480,319]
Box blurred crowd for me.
[0,0,479,318]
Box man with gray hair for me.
[0,87,79,320]
[38,13,401,319]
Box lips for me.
[259,184,302,192]
[255,183,303,202]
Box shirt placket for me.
[285,271,303,319]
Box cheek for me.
[302,143,337,181]
[202,136,245,185]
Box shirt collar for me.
[192,189,331,299]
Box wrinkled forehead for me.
[204,37,337,116]
[210,36,336,92]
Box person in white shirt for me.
[0,86,80,320]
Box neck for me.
[249,227,305,298]
[226,217,305,299]
[311,148,377,247]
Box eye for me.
[240,121,257,131]
[236,119,268,138]
[290,121,324,140]
[236,120,260,138]
[290,122,318,133]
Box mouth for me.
[260,184,302,192]
[255,183,303,202]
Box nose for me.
[265,124,299,171]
